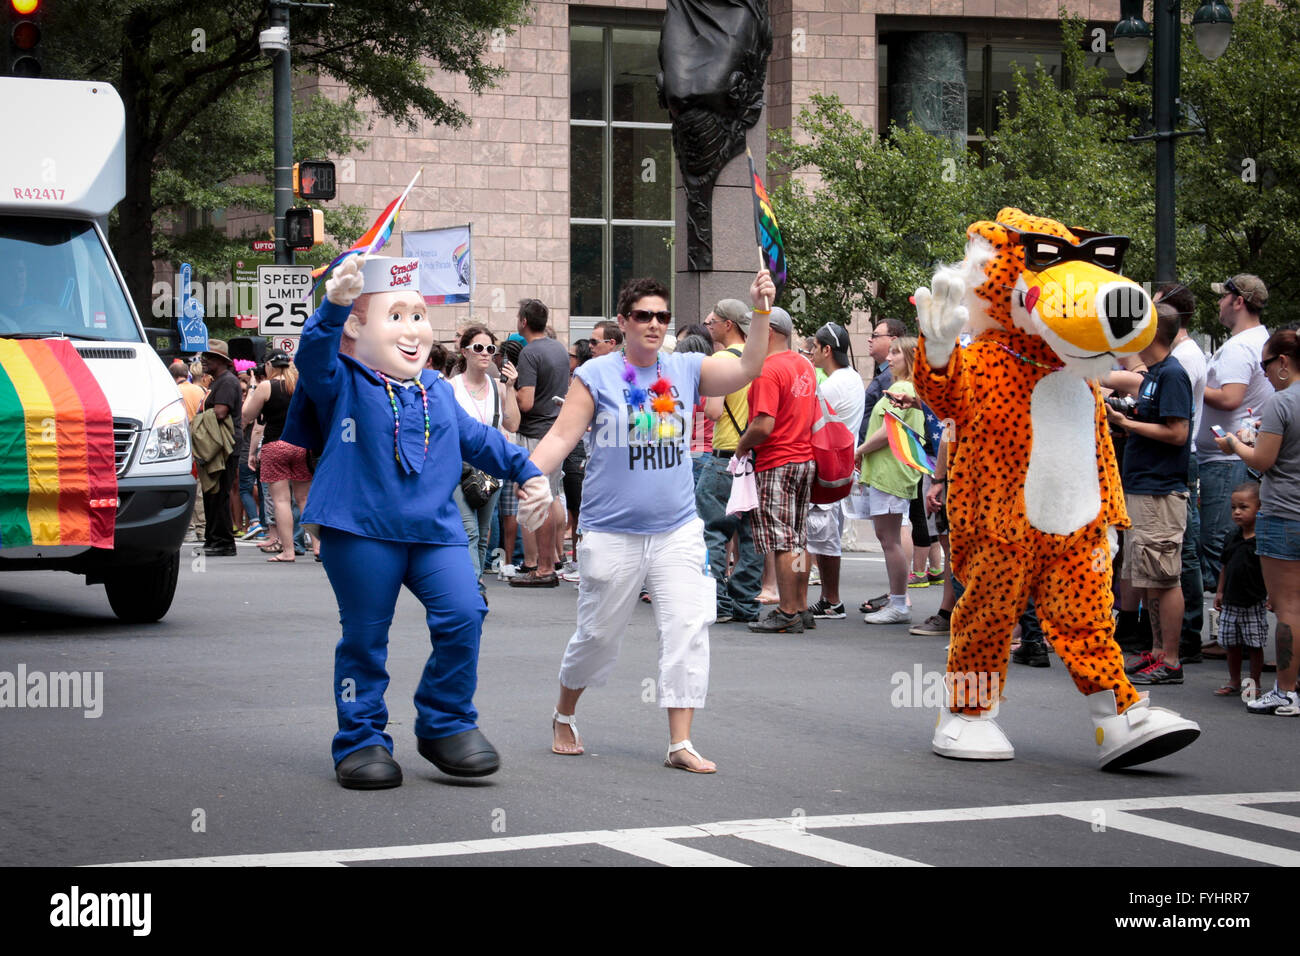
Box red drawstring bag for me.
[810,394,855,504]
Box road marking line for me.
[94,791,1300,867]
[1057,809,1300,866]
[735,829,929,866]
[598,836,748,867]
[1179,801,1300,835]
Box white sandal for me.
[664,739,716,774]
[551,710,583,755]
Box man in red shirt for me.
[735,307,819,633]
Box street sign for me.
[257,265,314,337]
[274,336,299,356]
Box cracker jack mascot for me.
[283,256,552,789]
[914,208,1200,770]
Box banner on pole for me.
[403,225,474,305]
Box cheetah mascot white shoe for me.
[1088,689,1200,771]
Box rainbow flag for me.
[747,148,787,293]
[0,340,118,549]
[310,168,424,284]
[883,408,935,476]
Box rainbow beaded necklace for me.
[621,350,680,442]
[375,370,430,465]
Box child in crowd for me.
[1214,482,1269,700]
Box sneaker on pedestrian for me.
[906,572,929,589]
[509,570,559,588]
[558,567,581,583]
[926,565,945,584]
[1011,641,1050,667]
[560,560,578,576]
[864,605,910,625]
[809,598,846,620]
[497,563,519,580]
[909,614,950,636]
[640,587,652,604]
[800,608,817,630]
[748,608,804,634]
[1246,685,1300,715]
[1130,659,1184,685]
[808,565,821,585]
[1123,650,1159,675]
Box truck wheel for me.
[104,551,181,623]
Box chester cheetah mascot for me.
[914,208,1200,770]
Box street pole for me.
[270,1,294,267]
[1152,0,1179,285]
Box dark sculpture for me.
[657,0,772,272]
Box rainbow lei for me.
[375,370,430,465]
[622,351,680,442]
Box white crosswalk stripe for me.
[96,791,1300,868]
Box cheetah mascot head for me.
[942,207,1155,377]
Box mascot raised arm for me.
[282,256,552,789]
[914,208,1199,770]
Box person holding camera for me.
[1106,304,1195,685]
[452,324,520,597]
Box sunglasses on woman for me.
[626,309,672,326]
[466,343,498,355]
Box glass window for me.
[571,26,605,121]
[611,127,672,221]
[571,22,674,323]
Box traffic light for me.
[293,161,336,201]
[7,0,42,77]
[284,207,324,250]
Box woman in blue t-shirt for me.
[527,271,775,773]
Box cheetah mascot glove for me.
[914,208,1199,770]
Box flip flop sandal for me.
[551,710,583,755]
[1214,684,1241,696]
[267,554,296,563]
[665,739,715,774]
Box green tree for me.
[42,0,531,309]
[770,97,988,333]
[1177,0,1300,330]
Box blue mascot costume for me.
[283,255,550,789]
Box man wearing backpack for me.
[735,308,820,633]
[697,298,764,623]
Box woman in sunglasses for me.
[1213,329,1300,715]
[528,270,775,773]
[451,325,521,592]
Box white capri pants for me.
[558,516,714,708]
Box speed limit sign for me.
[258,265,314,336]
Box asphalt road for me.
[2,539,1298,869]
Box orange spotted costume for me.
[914,208,1200,770]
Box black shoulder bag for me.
[460,381,503,509]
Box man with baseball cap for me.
[200,339,242,555]
[1197,274,1273,588]
[735,306,820,633]
[696,298,763,623]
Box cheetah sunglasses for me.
[1007,228,1131,273]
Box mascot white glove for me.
[914,269,968,368]
[326,255,366,307]
[517,476,554,532]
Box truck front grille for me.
[113,419,140,476]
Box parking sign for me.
[258,266,314,336]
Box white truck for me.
[0,77,194,622]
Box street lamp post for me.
[1113,0,1234,285]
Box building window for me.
[570,20,674,340]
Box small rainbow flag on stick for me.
[883,407,936,476]
[311,167,423,285]
[746,148,787,295]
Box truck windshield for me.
[0,215,141,343]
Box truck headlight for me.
[140,399,190,463]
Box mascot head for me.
[950,208,1154,378]
[342,257,432,380]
